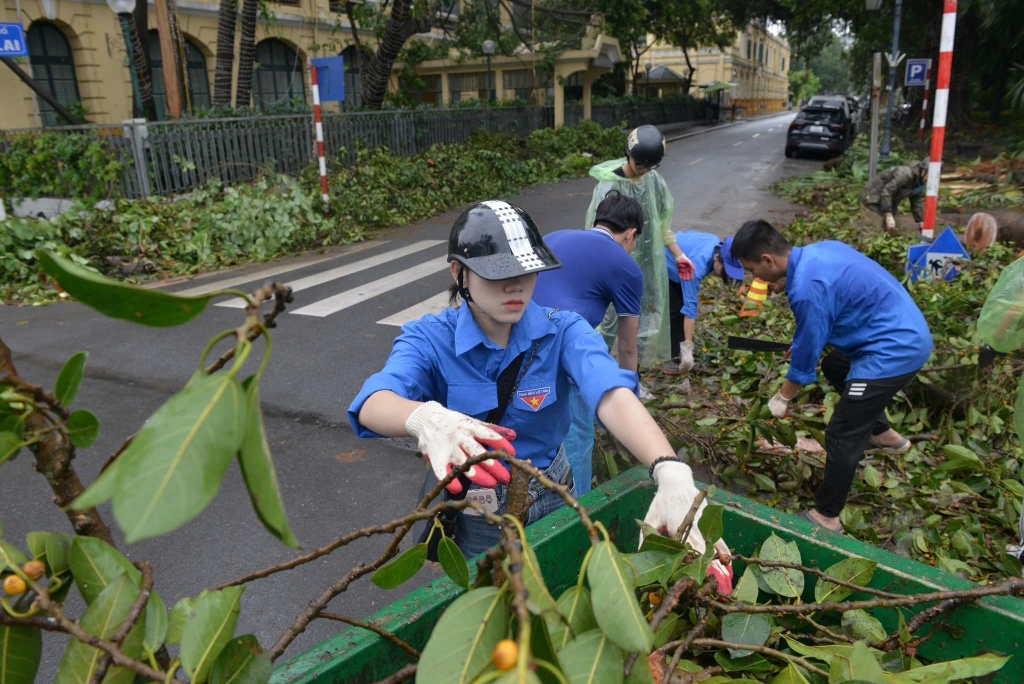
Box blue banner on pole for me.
[0,23,29,58]
[906,226,971,282]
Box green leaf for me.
[734,566,759,604]
[863,465,882,489]
[417,586,509,684]
[720,612,771,658]
[39,250,213,327]
[558,630,624,684]
[783,636,841,664]
[698,503,725,544]
[238,377,299,549]
[209,634,272,684]
[0,626,42,684]
[73,372,248,543]
[770,665,811,684]
[144,589,168,653]
[814,558,877,604]
[714,651,773,673]
[829,641,884,683]
[624,654,657,684]
[67,409,100,448]
[841,610,887,642]
[371,543,429,590]
[26,531,49,560]
[68,536,137,604]
[695,417,719,426]
[0,432,21,465]
[624,550,674,587]
[653,613,677,649]
[55,572,148,684]
[890,654,1010,682]
[0,417,22,440]
[438,535,470,589]
[587,540,654,653]
[166,597,194,646]
[936,444,982,473]
[530,615,562,684]
[0,540,27,576]
[753,473,777,492]
[55,352,88,407]
[758,534,804,598]
[181,587,245,684]
[638,532,687,556]
[1014,374,1023,445]
[45,531,72,576]
[501,535,558,616]
[546,585,597,651]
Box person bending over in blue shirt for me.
[662,232,746,373]
[349,200,733,593]
[730,220,933,533]
[533,190,645,495]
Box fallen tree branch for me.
[318,612,420,658]
[624,576,696,676]
[371,664,417,684]
[875,597,962,652]
[798,614,856,645]
[738,555,904,599]
[92,561,154,684]
[505,457,598,544]
[687,639,829,678]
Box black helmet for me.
[626,125,666,168]
[448,200,561,281]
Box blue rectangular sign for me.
[905,58,929,87]
[0,22,29,58]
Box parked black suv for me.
[785,107,849,158]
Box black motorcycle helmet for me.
[448,201,562,291]
[626,124,666,168]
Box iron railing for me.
[3,99,713,199]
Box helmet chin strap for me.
[457,266,474,303]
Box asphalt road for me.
[0,111,815,675]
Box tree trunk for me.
[235,0,258,108]
[988,47,1012,125]
[126,17,158,121]
[1,57,85,124]
[361,0,426,110]
[213,0,238,108]
[946,2,978,131]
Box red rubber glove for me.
[676,255,696,282]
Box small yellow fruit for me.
[23,561,46,581]
[3,574,27,596]
[648,592,663,607]
[492,639,518,671]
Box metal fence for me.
[2,98,711,199]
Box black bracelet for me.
[649,456,680,481]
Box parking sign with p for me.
[905,58,930,87]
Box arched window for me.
[27,22,80,126]
[340,45,362,110]
[253,39,305,109]
[148,31,212,118]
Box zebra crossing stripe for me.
[377,291,451,327]
[216,240,445,309]
[291,257,449,317]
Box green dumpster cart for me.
[272,468,1024,683]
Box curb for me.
[664,110,795,143]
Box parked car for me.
[785,106,849,158]
[807,95,857,138]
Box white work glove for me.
[680,341,695,371]
[643,460,734,596]
[768,391,791,419]
[638,384,655,401]
[885,213,896,231]
[405,401,515,495]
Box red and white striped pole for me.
[310,65,330,209]
[922,0,957,240]
[919,60,932,141]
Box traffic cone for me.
[738,278,769,317]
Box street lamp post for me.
[482,39,495,102]
[107,0,156,119]
[644,62,652,99]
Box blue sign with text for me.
[905,58,930,87]
[0,23,29,58]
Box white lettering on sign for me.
[2,39,22,52]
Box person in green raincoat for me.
[585,125,695,379]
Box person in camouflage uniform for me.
[859,157,929,233]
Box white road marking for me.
[217,240,445,309]
[752,133,761,138]
[733,141,744,146]
[688,157,704,166]
[291,257,449,317]
[172,245,387,296]
[378,291,451,327]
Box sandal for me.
[798,510,844,533]
[661,360,686,376]
[866,435,911,455]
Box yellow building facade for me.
[0,0,621,129]
[637,21,791,115]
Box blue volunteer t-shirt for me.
[664,231,722,319]
[785,242,933,383]
[533,229,644,328]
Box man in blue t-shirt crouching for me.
[533,190,645,494]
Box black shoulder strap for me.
[486,351,526,426]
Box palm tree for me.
[213,0,238,108]
[235,0,259,107]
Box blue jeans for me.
[563,385,594,496]
[455,447,576,559]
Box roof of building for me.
[640,65,685,82]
